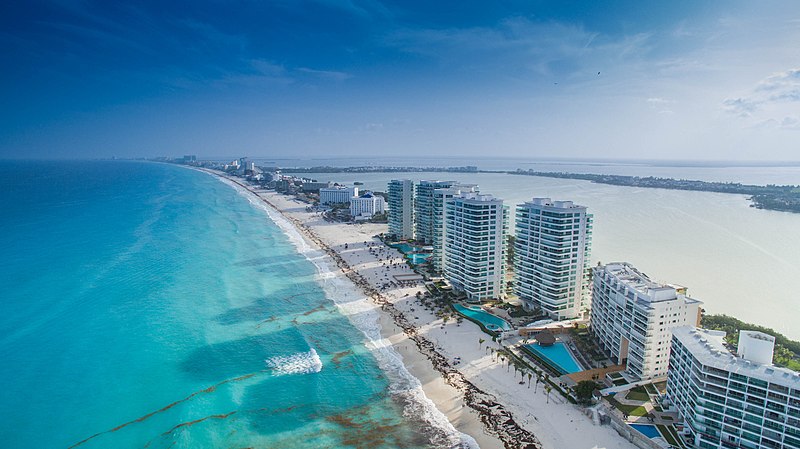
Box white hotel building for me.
[443,193,508,301]
[591,262,702,380]
[319,186,358,205]
[387,179,414,240]
[350,192,385,219]
[432,184,479,273]
[667,327,800,449]
[514,198,592,319]
[415,180,456,244]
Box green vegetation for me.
[511,170,800,214]
[574,380,600,405]
[606,396,648,417]
[701,314,800,371]
[656,424,685,448]
[645,383,662,396]
[506,235,516,269]
[626,386,650,402]
[504,348,577,404]
[569,326,607,362]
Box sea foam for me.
[221,177,479,449]
[265,348,323,376]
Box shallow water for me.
[0,161,463,448]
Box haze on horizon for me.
[1,1,799,162]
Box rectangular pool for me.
[630,424,662,439]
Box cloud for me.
[646,97,675,114]
[723,97,757,117]
[753,116,800,131]
[382,17,652,80]
[296,67,352,81]
[723,68,800,124]
[363,123,383,131]
[780,116,800,130]
[756,68,800,101]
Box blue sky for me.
[1,1,798,160]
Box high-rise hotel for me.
[415,180,456,244]
[513,198,592,319]
[591,262,702,380]
[432,184,479,273]
[387,179,414,240]
[667,327,800,449]
[443,193,508,301]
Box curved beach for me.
[205,168,635,449]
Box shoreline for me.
[199,167,634,449]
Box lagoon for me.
[295,170,800,339]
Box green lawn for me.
[607,397,648,417]
[626,388,650,402]
[656,424,685,448]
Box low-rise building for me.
[667,327,800,449]
[590,262,702,380]
[350,192,385,219]
[319,186,358,205]
[301,181,332,193]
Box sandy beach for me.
[207,169,636,449]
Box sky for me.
[1,1,799,161]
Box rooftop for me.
[598,262,701,304]
[523,197,587,210]
[673,326,800,387]
[455,192,504,203]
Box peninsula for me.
[281,165,800,214]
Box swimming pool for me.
[407,253,431,264]
[392,242,416,253]
[524,342,584,374]
[630,424,662,439]
[453,304,511,331]
[391,243,431,264]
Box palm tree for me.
[478,338,485,350]
[534,375,541,393]
[527,372,532,388]
[545,385,552,403]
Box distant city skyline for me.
[1,1,798,161]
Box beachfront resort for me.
[188,159,800,449]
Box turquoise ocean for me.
[0,161,466,449]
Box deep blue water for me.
[0,161,446,448]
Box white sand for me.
[209,170,636,449]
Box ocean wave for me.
[215,176,479,449]
[265,348,323,376]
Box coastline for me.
[199,168,634,449]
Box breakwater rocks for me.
[220,178,542,449]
